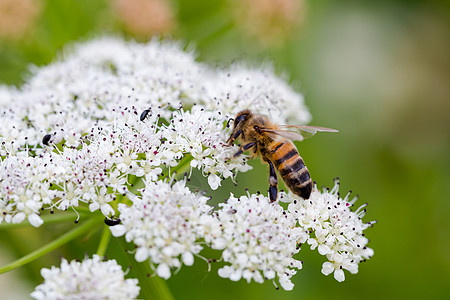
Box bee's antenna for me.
[226,118,234,128]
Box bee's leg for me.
[226,129,243,145]
[233,142,256,157]
[267,160,278,202]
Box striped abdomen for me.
[270,140,312,199]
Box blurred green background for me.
[1,0,449,299]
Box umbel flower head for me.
[30,255,140,300]
[110,178,214,279]
[0,37,310,227]
[206,193,306,290]
[287,180,376,282]
[0,37,374,294]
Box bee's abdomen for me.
[271,141,312,199]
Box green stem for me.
[0,215,103,274]
[117,238,174,300]
[0,211,89,230]
[96,224,111,257]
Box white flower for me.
[30,255,140,300]
[321,261,345,282]
[0,36,377,290]
[161,104,251,189]
[1,37,313,226]
[110,179,214,279]
[201,64,311,125]
[288,180,375,282]
[206,193,305,290]
[0,155,56,227]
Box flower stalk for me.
[0,215,103,274]
[96,224,112,257]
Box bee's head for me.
[226,109,252,145]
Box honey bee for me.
[227,109,338,202]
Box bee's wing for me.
[277,125,339,139]
[260,128,306,141]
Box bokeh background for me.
[0,0,449,299]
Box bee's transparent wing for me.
[260,128,306,141]
[268,125,339,141]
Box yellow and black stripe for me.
[271,141,312,199]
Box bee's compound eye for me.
[234,114,248,126]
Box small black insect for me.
[42,134,52,146]
[140,108,151,121]
[104,217,121,226]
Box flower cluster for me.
[110,179,214,279]
[110,180,309,290]
[30,255,140,300]
[0,37,374,295]
[206,193,306,290]
[0,37,309,227]
[287,180,375,282]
